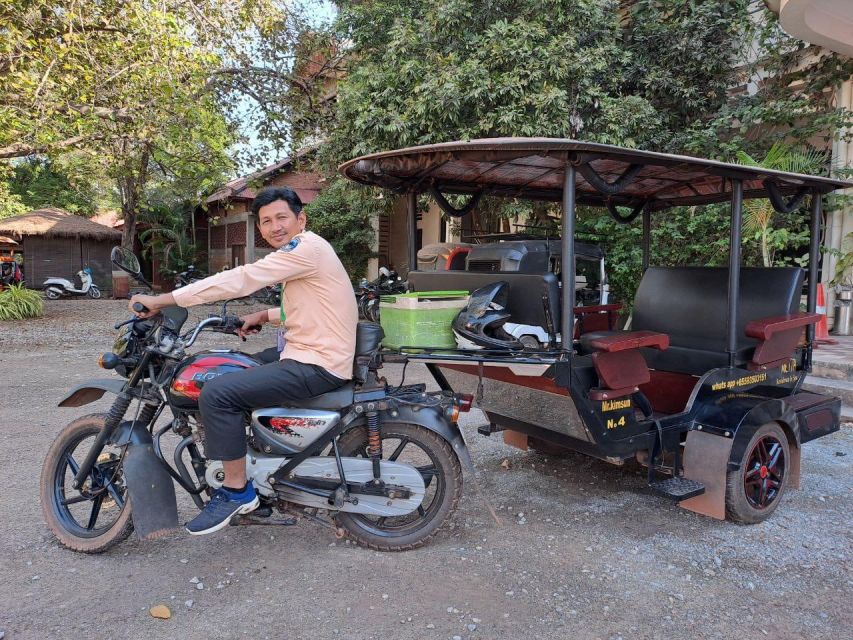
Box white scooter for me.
[43,266,101,299]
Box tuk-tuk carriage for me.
[340,138,851,524]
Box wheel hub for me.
[759,465,768,479]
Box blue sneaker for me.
[186,482,259,536]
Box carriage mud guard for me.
[679,396,802,520]
[109,420,179,539]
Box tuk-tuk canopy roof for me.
[339,138,852,211]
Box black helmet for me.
[453,282,523,350]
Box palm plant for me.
[138,204,198,278]
[736,143,827,267]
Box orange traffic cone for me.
[814,283,837,346]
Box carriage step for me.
[477,423,504,437]
[649,477,705,501]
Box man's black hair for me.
[251,186,304,217]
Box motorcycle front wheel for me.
[40,414,133,553]
[88,286,101,299]
[334,422,463,551]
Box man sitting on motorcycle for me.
[129,187,358,535]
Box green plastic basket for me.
[379,291,469,349]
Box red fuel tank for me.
[167,350,260,411]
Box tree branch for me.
[0,134,95,160]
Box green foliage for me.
[0,283,44,320]
[828,232,853,287]
[7,157,99,216]
[686,8,853,157]
[735,143,826,266]
[304,178,390,279]
[0,163,27,219]
[322,0,668,166]
[0,183,28,220]
[623,0,751,152]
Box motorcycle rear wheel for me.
[334,422,462,551]
[40,414,134,553]
[44,286,62,300]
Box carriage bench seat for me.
[576,266,808,376]
[588,330,669,400]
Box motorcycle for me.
[355,267,407,322]
[249,284,281,307]
[39,247,472,553]
[43,266,101,300]
[172,264,204,289]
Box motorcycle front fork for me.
[71,394,160,490]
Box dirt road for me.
[0,300,850,639]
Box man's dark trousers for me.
[199,357,345,460]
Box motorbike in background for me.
[172,264,204,289]
[355,267,406,322]
[43,266,101,299]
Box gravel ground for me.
[0,299,850,640]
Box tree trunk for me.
[119,147,150,250]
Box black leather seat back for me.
[633,267,803,351]
[632,267,803,373]
[408,271,561,332]
[352,322,383,384]
[355,322,384,356]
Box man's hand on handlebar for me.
[128,293,175,318]
[237,309,269,339]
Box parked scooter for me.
[43,267,101,299]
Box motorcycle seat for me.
[288,383,356,410]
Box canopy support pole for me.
[806,190,821,348]
[726,179,744,367]
[642,206,651,272]
[406,190,417,274]
[561,163,577,354]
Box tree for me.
[304,178,390,278]
[0,0,299,246]
[7,157,99,216]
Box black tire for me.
[334,422,463,551]
[40,414,134,553]
[725,422,790,524]
[44,286,61,300]
[88,286,101,299]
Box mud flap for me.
[112,421,179,539]
[680,430,733,520]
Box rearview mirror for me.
[111,246,152,289]
[111,246,142,278]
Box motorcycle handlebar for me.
[132,301,149,313]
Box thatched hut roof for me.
[0,208,122,241]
